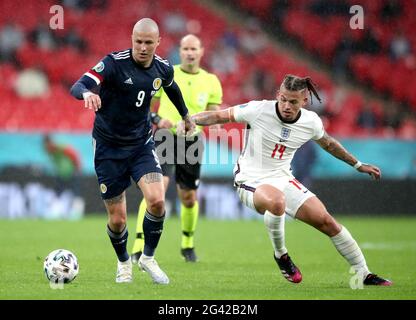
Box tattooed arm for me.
[315,131,381,180]
[191,108,235,126]
[315,131,357,165]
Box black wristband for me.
[150,112,161,125]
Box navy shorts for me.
[93,138,162,200]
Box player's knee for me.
[180,191,196,208]
[109,216,126,231]
[147,197,165,215]
[268,196,286,215]
[319,215,341,236]
[182,198,196,208]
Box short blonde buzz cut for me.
[132,18,160,36]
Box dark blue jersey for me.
[72,49,182,148]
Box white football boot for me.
[116,257,133,283]
[138,255,169,285]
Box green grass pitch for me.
[1,215,415,300]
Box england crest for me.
[281,127,291,140]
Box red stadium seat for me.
[3,0,412,136]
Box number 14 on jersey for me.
[271,143,286,159]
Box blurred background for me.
[0,0,415,220]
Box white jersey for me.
[233,100,325,182]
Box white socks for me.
[264,211,287,258]
[264,212,370,276]
[331,226,370,276]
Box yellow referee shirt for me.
[155,65,223,134]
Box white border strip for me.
[85,72,101,85]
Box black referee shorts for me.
[154,129,204,190]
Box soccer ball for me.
[44,249,79,283]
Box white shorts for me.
[235,176,315,219]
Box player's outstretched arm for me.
[315,131,381,180]
[70,76,101,111]
[205,104,223,130]
[191,108,235,126]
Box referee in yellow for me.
[131,34,223,263]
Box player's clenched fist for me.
[176,117,196,136]
[82,92,102,111]
[183,114,195,134]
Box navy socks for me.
[107,225,129,262]
[143,210,165,257]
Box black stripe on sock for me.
[143,211,165,257]
[182,231,194,237]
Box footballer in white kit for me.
[233,99,324,218]
[189,74,392,287]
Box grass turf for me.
[1,215,415,300]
